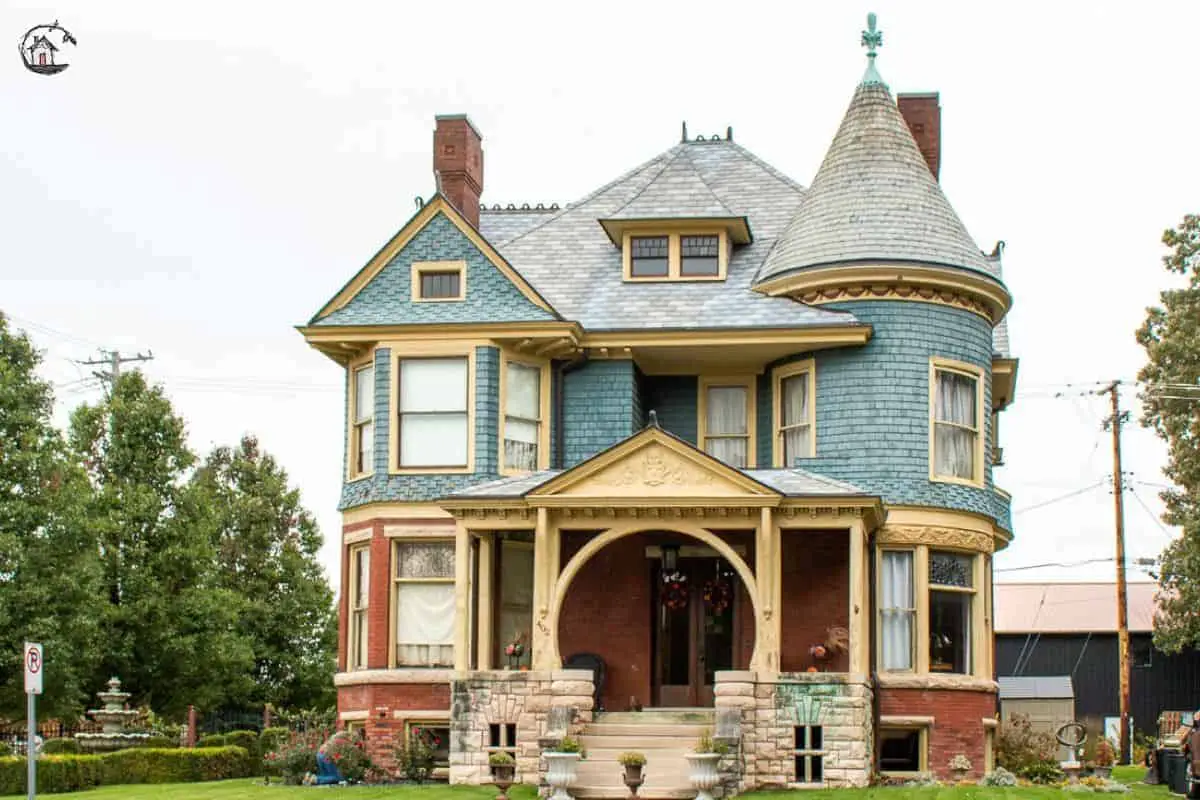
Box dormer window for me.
[680,235,720,277]
[621,230,729,282]
[630,236,670,278]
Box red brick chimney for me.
[897,93,941,180]
[433,114,484,228]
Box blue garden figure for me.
[313,747,342,785]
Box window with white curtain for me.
[351,365,374,476]
[879,550,914,671]
[703,384,750,467]
[348,545,369,670]
[398,358,469,468]
[928,551,973,674]
[778,371,812,465]
[932,366,980,482]
[393,541,455,667]
[504,362,541,472]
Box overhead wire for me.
[1012,482,1105,515]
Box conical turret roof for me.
[756,78,992,284]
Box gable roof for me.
[756,78,994,284]
[994,582,1159,634]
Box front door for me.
[653,557,736,707]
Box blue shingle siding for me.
[756,373,772,467]
[790,300,1009,527]
[561,360,638,467]
[338,345,504,509]
[315,212,557,327]
[641,375,698,446]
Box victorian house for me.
[300,20,1017,792]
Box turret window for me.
[929,358,985,486]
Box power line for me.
[1128,489,1177,541]
[996,557,1115,574]
[5,313,106,350]
[77,349,154,394]
[1012,482,1105,515]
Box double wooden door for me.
[652,557,737,707]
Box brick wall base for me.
[879,685,997,781]
[336,679,452,773]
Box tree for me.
[188,436,336,710]
[69,371,254,716]
[0,312,103,718]
[1136,213,1200,652]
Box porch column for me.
[531,507,560,670]
[453,521,472,671]
[475,533,494,670]
[848,516,868,675]
[753,506,781,673]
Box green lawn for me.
[34,766,1164,799]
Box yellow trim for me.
[771,360,816,467]
[697,374,758,468]
[878,724,930,775]
[498,355,552,475]
[992,357,1018,411]
[621,230,729,282]
[929,357,986,488]
[347,543,370,671]
[411,260,466,303]
[341,502,453,525]
[601,216,752,246]
[347,351,376,481]
[390,343,477,474]
[388,538,456,669]
[312,197,555,321]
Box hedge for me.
[39,739,80,755]
[0,746,254,795]
[195,734,227,748]
[224,730,259,760]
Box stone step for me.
[581,723,713,738]
[576,747,694,760]
[574,760,693,789]
[575,788,695,799]
[593,710,716,725]
[580,735,704,751]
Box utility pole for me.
[1099,380,1131,764]
[78,348,153,393]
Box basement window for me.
[793,726,824,784]
[879,727,926,774]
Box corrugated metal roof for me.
[998,675,1075,700]
[994,582,1159,634]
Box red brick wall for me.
[337,682,451,772]
[879,688,997,779]
[897,93,941,179]
[780,531,849,673]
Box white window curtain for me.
[780,373,811,465]
[394,542,455,667]
[880,551,914,670]
[353,366,374,473]
[399,358,468,467]
[504,363,540,472]
[705,385,748,467]
[350,547,369,669]
[934,370,978,479]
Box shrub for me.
[489,751,516,767]
[1094,738,1116,767]
[1019,760,1065,784]
[617,751,646,767]
[395,728,435,784]
[273,731,323,786]
[142,735,176,749]
[224,730,259,760]
[948,753,972,772]
[41,739,81,755]
[260,727,290,778]
[321,733,372,783]
[996,713,1059,779]
[0,743,9,757]
[980,766,1018,786]
[195,734,227,748]
[0,746,253,794]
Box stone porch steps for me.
[572,710,715,800]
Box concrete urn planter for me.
[544,752,581,800]
[686,753,722,800]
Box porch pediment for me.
[529,427,777,500]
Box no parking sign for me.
[24,643,42,695]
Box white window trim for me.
[390,345,476,474]
[498,357,551,475]
[772,359,816,466]
[697,374,757,468]
[411,260,466,303]
[348,543,370,671]
[388,539,456,669]
[929,357,986,487]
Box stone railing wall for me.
[714,670,872,789]
[449,669,594,785]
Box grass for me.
[34,765,1164,799]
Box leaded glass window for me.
[680,235,720,276]
[394,541,455,666]
[929,550,974,674]
[630,236,669,277]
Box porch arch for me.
[546,521,765,671]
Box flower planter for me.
[623,763,645,797]
[491,763,516,800]
[1094,766,1112,780]
[952,768,968,783]
[686,753,722,800]
[544,752,581,800]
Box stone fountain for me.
[75,677,150,752]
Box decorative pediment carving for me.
[546,442,766,498]
[877,525,994,553]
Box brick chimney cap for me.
[434,114,483,140]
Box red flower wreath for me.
[702,579,732,614]
[661,571,689,610]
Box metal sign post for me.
[24,642,42,800]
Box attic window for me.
[412,261,466,302]
[630,236,670,277]
[622,231,728,282]
[680,235,720,276]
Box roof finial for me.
[860,12,886,86]
[647,409,660,428]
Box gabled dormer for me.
[597,146,751,282]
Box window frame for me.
[405,719,452,770]
[621,230,729,282]
[347,543,370,671]
[878,725,929,776]
[792,725,825,785]
[928,549,976,675]
[411,260,466,302]
[390,348,475,474]
[348,356,376,480]
[772,360,816,466]
[499,357,551,475]
[929,357,987,487]
[388,538,456,669]
[877,548,917,673]
[697,374,757,468]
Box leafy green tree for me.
[189,436,336,710]
[1136,213,1200,652]
[0,312,103,718]
[70,372,253,716]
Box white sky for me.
[4,1,1197,590]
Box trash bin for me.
[1165,752,1188,795]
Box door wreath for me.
[702,579,732,614]
[661,571,689,610]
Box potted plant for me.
[489,751,517,800]
[1093,738,1115,779]
[618,751,646,797]
[948,753,972,782]
[504,633,527,670]
[686,731,727,800]
[544,735,584,800]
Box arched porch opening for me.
[548,523,762,709]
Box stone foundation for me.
[715,670,872,789]
[449,669,594,785]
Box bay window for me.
[700,377,754,468]
[397,357,469,469]
[503,362,542,472]
[878,546,980,676]
[351,365,374,477]
[392,541,455,667]
[928,550,973,674]
[348,545,369,670]
[931,360,983,484]
[879,550,915,671]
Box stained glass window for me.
[929,552,973,588]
